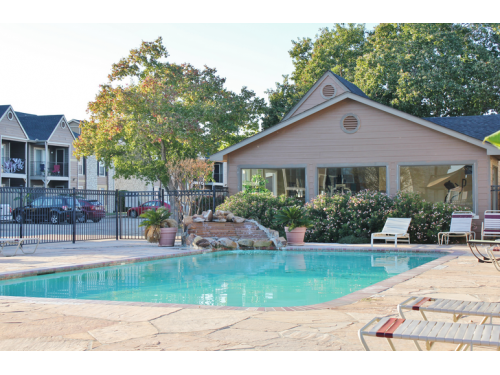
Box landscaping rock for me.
[218,237,237,249]
[232,216,245,223]
[193,217,205,223]
[278,237,287,247]
[226,213,234,221]
[202,210,213,222]
[253,239,273,248]
[184,233,196,246]
[193,236,204,246]
[237,239,254,249]
[183,216,193,226]
[195,239,211,248]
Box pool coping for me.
[0,246,466,311]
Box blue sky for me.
[0,23,378,121]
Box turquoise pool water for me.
[0,251,443,307]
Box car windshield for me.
[88,200,102,205]
[60,197,81,208]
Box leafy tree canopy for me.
[263,23,500,129]
[74,37,266,188]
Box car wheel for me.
[92,218,102,223]
[77,214,87,223]
[129,210,137,218]
[14,213,24,224]
[50,212,60,224]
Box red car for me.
[127,200,170,218]
[78,199,106,223]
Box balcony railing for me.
[1,157,26,174]
[30,161,69,177]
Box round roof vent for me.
[321,84,336,99]
[7,111,14,120]
[341,114,360,134]
[60,121,66,129]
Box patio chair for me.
[52,164,61,175]
[370,218,411,249]
[486,247,500,272]
[482,210,500,240]
[0,237,40,257]
[358,316,500,351]
[437,211,475,245]
[398,296,500,325]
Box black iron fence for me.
[0,186,228,244]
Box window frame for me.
[316,163,390,197]
[238,164,308,201]
[397,161,478,215]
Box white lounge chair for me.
[0,237,40,257]
[437,211,475,245]
[371,218,411,249]
[398,297,500,325]
[482,210,500,240]
[358,316,500,351]
[486,247,500,272]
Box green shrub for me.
[305,190,462,245]
[274,206,312,231]
[387,191,461,244]
[216,191,302,236]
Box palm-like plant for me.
[139,207,172,243]
[274,206,312,231]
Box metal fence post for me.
[212,184,216,213]
[19,187,23,239]
[72,187,76,244]
[161,188,165,206]
[115,189,119,240]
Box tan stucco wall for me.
[227,98,492,220]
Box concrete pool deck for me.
[0,240,499,351]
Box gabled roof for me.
[16,113,66,141]
[282,71,368,122]
[210,92,500,161]
[0,105,11,119]
[424,115,500,142]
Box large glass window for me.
[399,164,473,211]
[318,166,387,196]
[241,168,306,202]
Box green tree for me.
[262,23,367,129]
[74,37,266,188]
[355,23,500,117]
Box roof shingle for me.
[16,113,64,141]
[423,114,500,141]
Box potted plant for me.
[274,206,312,246]
[139,207,178,247]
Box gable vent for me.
[7,111,14,120]
[341,114,360,134]
[321,84,336,99]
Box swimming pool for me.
[0,250,444,307]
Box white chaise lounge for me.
[437,211,475,245]
[482,210,500,240]
[358,316,500,351]
[0,237,40,257]
[371,218,411,249]
[398,297,500,325]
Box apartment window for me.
[318,166,387,196]
[241,168,306,202]
[213,163,223,183]
[78,157,86,175]
[97,161,106,176]
[399,164,474,211]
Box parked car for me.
[78,199,106,223]
[127,200,170,218]
[12,196,84,224]
[0,204,12,222]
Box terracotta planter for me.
[159,227,177,247]
[285,227,307,246]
